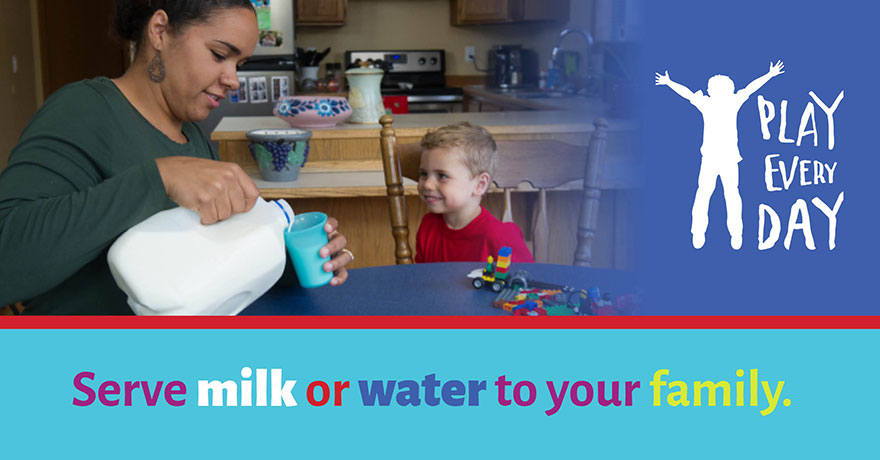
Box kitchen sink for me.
[517,92,566,99]
[493,88,582,99]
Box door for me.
[1,0,40,170]
[36,0,129,99]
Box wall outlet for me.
[465,46,475,62]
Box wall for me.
[296,0,594,77]
[0,0,40,170]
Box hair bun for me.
[114,0,154,42]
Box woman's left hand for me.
[319,217,352,286]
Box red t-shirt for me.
[415,207,535,263]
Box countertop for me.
[210,110,632,142]
[463,85,606,112]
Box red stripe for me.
[1,316,880,329]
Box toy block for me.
[543,304,575,316]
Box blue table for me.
[242,262,638,315]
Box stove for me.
[344,49,462,113]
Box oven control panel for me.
[346,50,444,73]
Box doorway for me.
[36,0,129,99]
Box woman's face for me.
[159,8,258,123]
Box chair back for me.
[379,114,607,266]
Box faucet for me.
[551,28,594,64]
[550,28,594,91]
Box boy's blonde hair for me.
[420,122,497,178]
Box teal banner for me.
[1,329,876,457]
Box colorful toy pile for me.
[470,246,514,292]
[469,247,640,316]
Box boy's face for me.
[418,147,488,216]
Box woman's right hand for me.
[155,157,261,225]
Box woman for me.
[0,0,352,314]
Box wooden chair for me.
[379,114,607,266]
[1,303,24,315]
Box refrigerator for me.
[198,0,295,146]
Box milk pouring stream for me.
[108,198,295,315]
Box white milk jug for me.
[108,198,294,315]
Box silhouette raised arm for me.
[739,60,784,98]
[655,71,698,100]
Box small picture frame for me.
[249,77,268,103]
[234,77,248,103]
[271,76,289,101]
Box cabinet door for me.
[511,0,570,22]
[296,0,346,25]
[452,0,569,25]
[452,0,510,24]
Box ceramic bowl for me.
[246,129,312,182]
[273,96,352,129]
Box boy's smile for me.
[418,147,488,229]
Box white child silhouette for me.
[656,61,784,249]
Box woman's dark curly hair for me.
[115,0,254,51]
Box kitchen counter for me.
[212,110,629,142]
[462,85,605,112]
[210,111,640,269]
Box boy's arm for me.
[655,71,697,100]
[739,60,784,98]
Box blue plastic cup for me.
[284,212,333,288]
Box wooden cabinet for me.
[451,0,569,25]
[296,0,346,26]
[452,0,510,24]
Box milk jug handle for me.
[272,199,295,229]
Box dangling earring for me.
[148,53,166,83]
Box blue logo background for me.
[640,1,878,314]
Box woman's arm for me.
[0,148,173,305]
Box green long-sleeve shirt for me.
[0,77,217,314]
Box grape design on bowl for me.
[249,140,309,172]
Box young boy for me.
[414,122,535,263]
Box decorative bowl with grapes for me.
[273,96,352,129]
[245,129,312,182]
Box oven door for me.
[405,95,463,113]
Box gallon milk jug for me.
[107,198,294,315]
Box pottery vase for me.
[344,67,386,123]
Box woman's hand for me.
[156,157,261,224]
[319,217,352,286]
